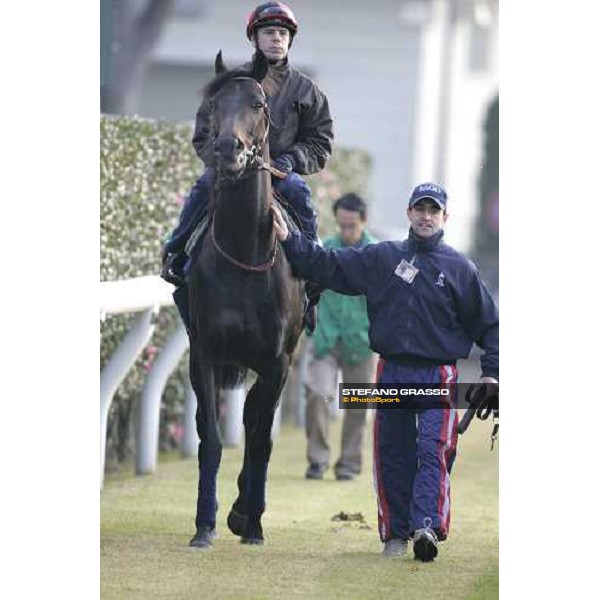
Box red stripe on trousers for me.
[373,412,392,540]
[442,408,459,535]
[436,365,452,536]
[375,357,386,383]
[373,361,391,540]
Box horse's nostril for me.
[215,137,242,158]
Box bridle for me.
[210,77,273,177]
[209,76,279,272]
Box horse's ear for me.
[215,50,227,75]
[251,49,269,83]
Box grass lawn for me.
[101,414,498,599]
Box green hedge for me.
[100,114,371,469]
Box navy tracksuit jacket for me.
[281,227,499,541]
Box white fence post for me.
[100,306,159,488]
[271,403,282,438]
[221,386,245,447]
[181,379,199,458]
[295,339,309,428]
[100,276,175,487]
[136,322,189,475]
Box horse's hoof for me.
[189,527,215,549]
[227,508,248,537]
[241,519,264,544]
[241,537,264,545]
[189,538,212,550]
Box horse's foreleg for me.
[227,383,261,537]
[241,355,291,544]
[189,346,221,548]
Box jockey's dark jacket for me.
[192,58,334,175]
[281,228,499,379]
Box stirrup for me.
[303,304,318,334]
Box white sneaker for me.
[382,539,408,557]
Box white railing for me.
[100,275,175,319]
[100,276,178,488]
[99,276,280,489]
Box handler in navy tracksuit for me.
[272,182,499,561]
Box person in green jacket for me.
[304,193,378,480]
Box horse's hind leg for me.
[240,355,291,545]
[189,345,221,549]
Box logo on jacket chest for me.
[435,272,445,287]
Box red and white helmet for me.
[246,2,298,40]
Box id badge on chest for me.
[394,258,419,284]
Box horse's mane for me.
[203,68,255,99]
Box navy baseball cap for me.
[408,182,448,210]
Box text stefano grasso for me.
[341,388,450,396]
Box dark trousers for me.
[165,168,317,255]
[373,360,459,542]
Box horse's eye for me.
[252,101,264,110]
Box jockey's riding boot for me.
[160,248,187,288]
[303,281,323,334]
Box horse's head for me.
[206,50,270,180]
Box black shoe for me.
[305,462,327,480]
[160,251,186,287]
[413,527,439,562]
[335,467,356,481]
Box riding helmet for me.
[246,2,299,40]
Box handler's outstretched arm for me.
[271,204,375,296]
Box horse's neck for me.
[212,165,273,264]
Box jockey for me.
[161,2,334,331]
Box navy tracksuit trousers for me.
[373,359,459,542]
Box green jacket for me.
[311,230,377,364]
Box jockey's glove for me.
[273,154,295,174]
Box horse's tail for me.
[214,365,248,389]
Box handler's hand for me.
[479,377,499,406]
[271,203,289,241]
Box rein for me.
[211,217,278,272]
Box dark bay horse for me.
[186,51,304,548]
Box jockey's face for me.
[254,26,291,62]
[407,199,448,238]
